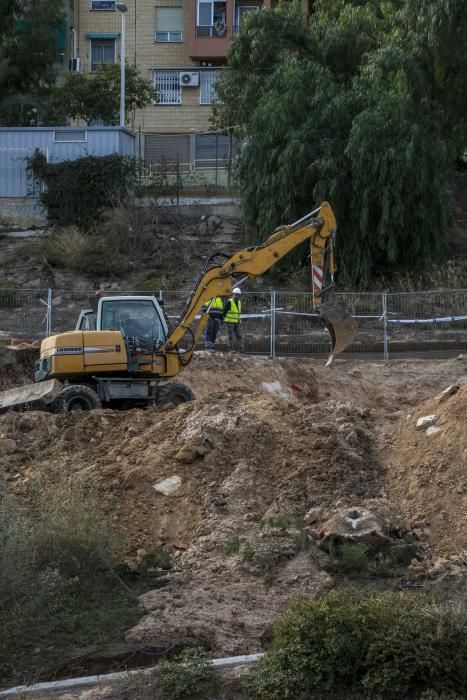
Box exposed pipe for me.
[0,653,263,697]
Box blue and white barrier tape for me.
[387,315,467,324]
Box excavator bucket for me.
[0,379,62,412]
[318,301,358,366]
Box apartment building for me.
[72,0,310,165]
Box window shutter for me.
[155,7,183,31]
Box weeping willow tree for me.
[214,0,467,285]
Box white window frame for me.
[155,6,183,43]
[199,70,220,105]
[155,31,182,42]
[90,0,115,10]
[54,129,87,143]
[197,0,213,26]
[154,70,182,105]
[89,38,116,72]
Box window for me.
[77,311,96,331]
[54,129,87,142]
[155,7,183,42]
[100,300,166,344]
[154,70,181,105]
[196,1,227,37]
[91,0,115,9]
[236,5,259,28]
[200,70,219,105]
[90,39,115,71]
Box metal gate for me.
[144,134,190,171]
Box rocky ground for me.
[0,351,466,697]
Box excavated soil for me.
[0,351,466,659]
[386,382,467,557]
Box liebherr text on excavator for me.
[0,202,357,412]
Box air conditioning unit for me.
[69,57,81,72]
[179,71,199,87]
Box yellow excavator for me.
[0,202,357,412]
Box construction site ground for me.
[0,350,466,697]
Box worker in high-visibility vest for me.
[203,296,224,351]
[223,287,245,352]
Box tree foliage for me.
[0,0,65,125]
[46,63,154,126]
[215,0,467,284]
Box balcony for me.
[196,24,228,38]
[188,1,288,60]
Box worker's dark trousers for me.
[205,315,222,350]
[226,322,244,352]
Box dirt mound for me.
[1,354,466,657]
[0,376,381,655]
[0,346,38,390]
[386,382,467,556]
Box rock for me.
[304,506,323,525]
[435,384,459,403]
[448,565,464,576]
[0,438,17,455]
[207,215,223,230]
[136,548,147,562]
[175,446,207,463]
[316,500,409,549]
[152,475,182,496]
[430,556,449,573]
[416,415,438,430]
[426,426,441,436]
[456,354,466,361]
[317,571,334,589]
[213,497,227,507]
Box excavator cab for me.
[77,297,168,344]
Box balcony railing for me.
[196,23,228,38]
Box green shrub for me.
[135,273,171,291]
[0,477,141,684]
[224,535,241,556]
[329,542,369,574]
[42,226,129,277]
[248,592,467,699]
[158,647,215,699]
[27,151,136,227]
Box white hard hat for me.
[233,287,242,294]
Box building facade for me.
[71,1,309,165]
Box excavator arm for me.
[159,202,357,372]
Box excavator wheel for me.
[53,385,102,413]
[155,383,195,408]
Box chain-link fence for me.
[0,287,466,358]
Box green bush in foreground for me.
[0,478,141,683]
[158,647,215,699]
[248,592,466,699]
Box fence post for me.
[45,288,53,337]
[176,154,180,215]
[382,290,389,360]
[270,290,276,359]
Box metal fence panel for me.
[274,291,384,357]
[0,287,466,359]
[387,289,467,356]
[0,288,49,340]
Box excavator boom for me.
[162,202,357,367]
